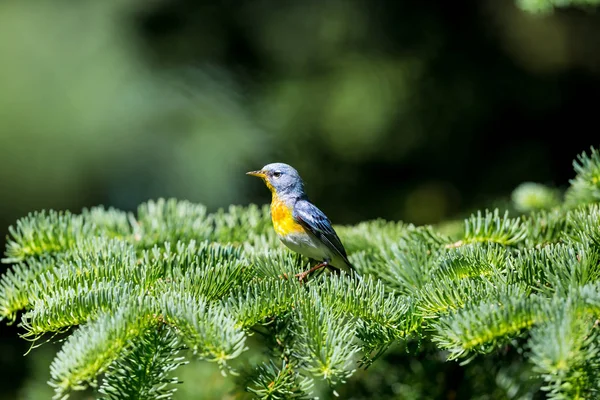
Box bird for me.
[247,162,359,281]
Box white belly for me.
[279,232,331,261]
[279,232,353,273]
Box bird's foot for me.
[295,271,308,282]
[294,262,328,282]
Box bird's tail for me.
[348,262,363,282]
[331,259,362,282]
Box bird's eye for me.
[272,171,282,178]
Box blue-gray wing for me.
[292,199,352,267]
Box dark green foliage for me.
[517,0,600,14]
[565,146,600,208]
[3,147,600,399]
[246,360,313,400]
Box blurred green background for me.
[1,0,599,398]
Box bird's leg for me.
[295,261,328,281]
[278,259,318,281]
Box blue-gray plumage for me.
[292,200,353,271]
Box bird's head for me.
[247,162,305,196]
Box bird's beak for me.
[246,170,266,178]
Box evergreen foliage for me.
[517,0,600,13]
[2,146,600,399]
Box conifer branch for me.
[21,281,138,340]
[294,296,359,386]
[417,277,507,318]
[565,146,600,208]
[132,199,212,249]
[431,286,541,361]
[225,278,301,328]
[335,219,408,253]
[82,206,133,240]
[307,274,411,334]
[369,239,438,294]
[160,289,247,369]
[98,326,187,400]
[3,210,89,263]
[521,208,570,247]
[432,243,508,281]
[566,203,600,248]
[3,146,600,398]
[457,209,527,247]
[48,302,157,399]
[529,295,600,400]
[246,360,313,400]
[0,257,55,322]
[509,242,600,295]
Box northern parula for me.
[247,163,358,280]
